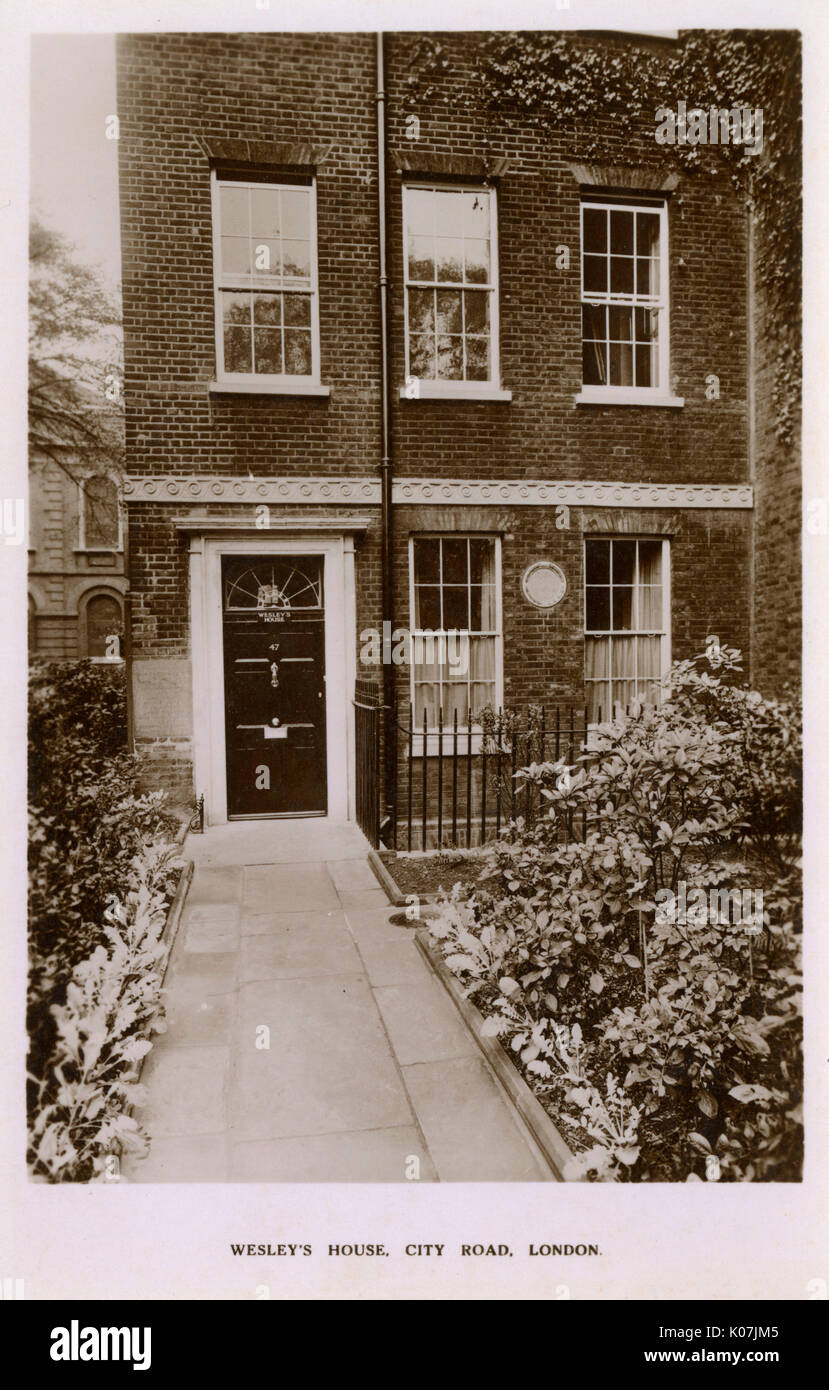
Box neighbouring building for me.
[28,456,127,663]
[116,30,773,833]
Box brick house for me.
[116,30,765,832]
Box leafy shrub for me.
[28,661,180,1162]
[28,847,174,1182]
[428,649,802,1182]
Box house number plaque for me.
[522,561,567,610]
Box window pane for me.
[638,635,662,680]
[443,683,469,726]
[435,239,463,283]
[252,239,280,276]
[470,584,496,629]
[406,187,434,234]
[586,635,610,678]
[281,240,310,282]
[610,210,634,255]
[636,343,656,387]
[638,584,662,628]
[224,325,251,373]
[583,207,607,253]
[470,538,495,585]
[583,340,607,385]
[413,538,440,583]
[408,236,434,281]
[250,187,281,239]
[612,587,634,630]
[464,239,490,284]
[638,540,662,585]
[283,293,311,326]
[253,293,281,325]
[253,328,282,374]
[587,681,611,724]
[636,257,660,296]
[608,306,633,341]
[409,334,436,379]
[435,289,463,335]
[464,289,489,334]
[613,541,636,585]
[414,586,441,629]
[414,684,439,727]
[222,291,250,326]
[636,211,660,256]
[585,540,610,584]
[466,338,489,381]
[442,585,469,629]
[583,303,606,340]
[586,587,610,630]
[408,287,434,334]
[463,189,490,237]
[280,189,309,240]
[609,341,634,386]
[442,538,468,584]
[436,335,463,379]
[583,255,607,293]
[612,636,636,677]
[284,329,312,375]
[221,236,250,275]
[610,256,634,295]
[434,190,464,237]
[220,185,249,236]
[470,635,495,681]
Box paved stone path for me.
[125,821,552,1182]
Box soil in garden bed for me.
[381,852,490,900]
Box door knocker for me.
[270,660,279,689]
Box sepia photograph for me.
[2,0,827,1317]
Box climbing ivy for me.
[403,30,801,443]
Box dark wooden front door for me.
[222,555,327,818]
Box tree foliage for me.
[29,218,124,483]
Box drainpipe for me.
[376,31,396,825]
[746,194,756,689]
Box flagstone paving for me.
[124,820,553,1183]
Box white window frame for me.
[576,197,681,407]
[77,476,123,552]
[401,182,510,402]
[583,536,671,720]
[210,171,322,390]
[408,533,503,751]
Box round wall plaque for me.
[522,561,567,610]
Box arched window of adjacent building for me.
[80,475,121,550]
[84,592,124,660]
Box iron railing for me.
[353,678,382,848]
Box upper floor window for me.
[584,537,670,722]
[403,184,504,398]
[80,475,121,550]
[580,198,669,402]
[212,174,319,384]
[410,535,501,731]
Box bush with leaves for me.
[28,661,180,1142]
[427,648,802,1182]
[28,847,175,1182]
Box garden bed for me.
[377,848,494,901]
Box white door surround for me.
[188,530,358,826]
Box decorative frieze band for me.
[123,476,753,509]
[394,480,753,508]
[123,476,381,504]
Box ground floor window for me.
[584,537,669,721]
[409,534,501,728]
[85,592,124,660]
